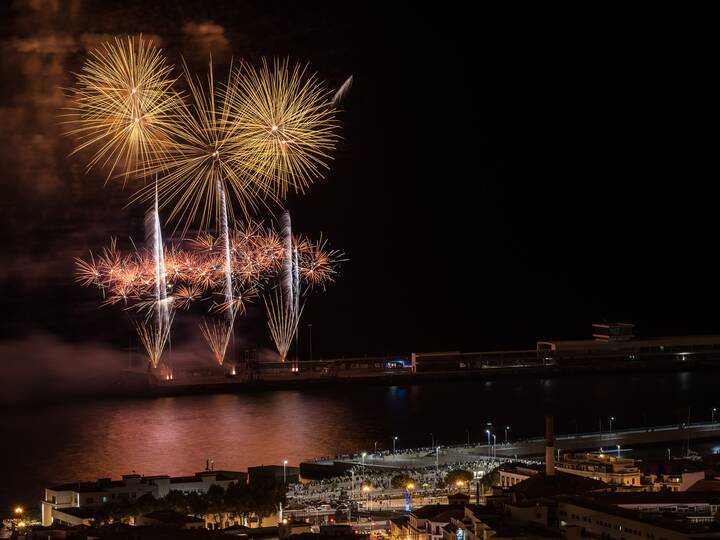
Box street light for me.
[283,460,288,484]
[492,434,496,458]
[486,429,491,457]
[505,426,510,444]
[609,416,615,432]
[713,408,717,424]
[308,324,313,361]
[374,441,378,453]
[14,506,23,516]
[430,433,435,449]
[362,484,372,510]
[435,446,441,476]
[361,452,367,473]
[616,444,621,456]
[393,436,398,453]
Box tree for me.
[445,469,473,487]
[391,474,415,489]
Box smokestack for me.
[545,415,555,477]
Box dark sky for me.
[0,1,718,369]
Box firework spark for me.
[135,310,174,369]
[65,35,181,182]
[199,317,234,366]
[264,286,303,363]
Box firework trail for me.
[280,211,295,310]
[331,75,353,107]
[265,210,303,362]
[142,183,173,370]
[217,178,234,320]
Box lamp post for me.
[609,416,615,432]
[492,434,496,458]
[283,460,288,484]
[486,429,491,457]
[374,441,378,453]
[362,484,372,511]
[308,324,313,361]
[393,436,398,453]
[505,426,510,444]
[362,452,367,474]
[435,446,441,477]
[616,444,621,456]
[431,433,435,450]
[713,408,717,424]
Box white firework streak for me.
[217,178,235,322]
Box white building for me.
[42,470,247,526]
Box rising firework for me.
[65,35,180,182]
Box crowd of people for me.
[287,449,538,508]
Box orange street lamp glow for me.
[406,482,415,490]
[456,480,465,487]
[14,506,23,515]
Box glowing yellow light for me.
[271,125,278,131]
[14,506,24,515]
[456,480,465,487]
[406,482,415,490]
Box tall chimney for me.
[545,415,555,476]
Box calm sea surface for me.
[3,370,720,512]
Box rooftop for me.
[561,495,720,534]
[411,504,468,522]
[510,471,609,500]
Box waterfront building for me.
[42,470,247,526]
[249,465,300,485]
[498,463,542,488]
[555,453,642,487]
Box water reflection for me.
[2,371,719,510]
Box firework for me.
[200,317,234,366]
[135,310,174,369]
[227,58,341,201]
[65,35,181,181]
[264,286,303,363]
[132,60,265,232]
[331,75,353,107]
[297,236,345,289]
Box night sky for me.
[1,1,718,383]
